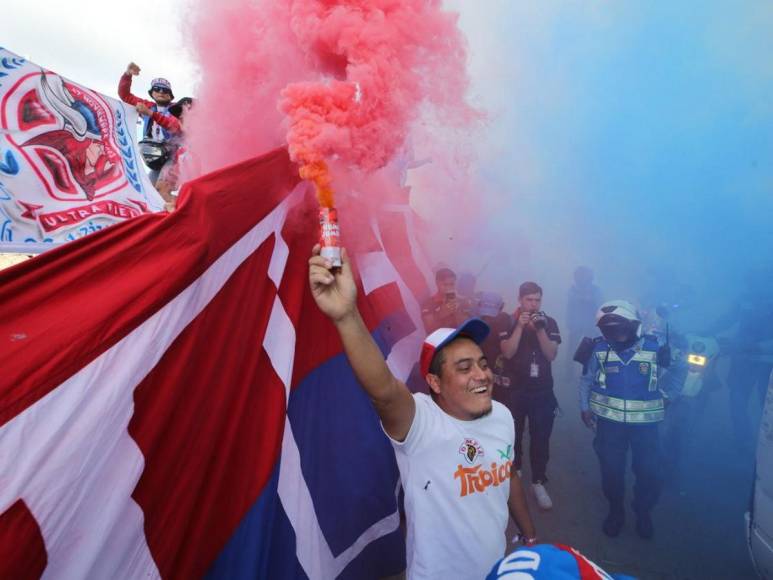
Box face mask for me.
[600,322,637,347]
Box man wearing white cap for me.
[309,246,536,580]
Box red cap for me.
[419,318,490,377]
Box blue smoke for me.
[446,1,773,321]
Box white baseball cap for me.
[420,318,490,377]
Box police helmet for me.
[596,300,642,342]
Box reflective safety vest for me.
[589,335,665,424]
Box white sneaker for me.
[532,483,553,510]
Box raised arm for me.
[118,62,153,108]
[309,245,416,440]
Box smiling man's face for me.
[427,337,493,421]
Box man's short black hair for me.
[519,281,542,298]
[435,267,456,281]
[428,348,446,377]
[428,333,476,378]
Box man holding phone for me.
[421,268,474,333]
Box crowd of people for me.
[311,247,773,579]
[121,63,772,580]
[418,267,583,516]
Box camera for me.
[530,311,548,329]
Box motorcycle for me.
[677,334,721,398]
[138,139,175,171]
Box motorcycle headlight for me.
[687,354,707,367]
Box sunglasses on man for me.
[152,86,172,95]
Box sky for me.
[3,0,772,320]
[1,0,197,99]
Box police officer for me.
[577,300,667,539]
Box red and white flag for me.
[0,147,430,578]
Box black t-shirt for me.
[497,314,561,389]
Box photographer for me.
[421,268,474,333]
[499,282,561,510]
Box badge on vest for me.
[605,366,620,374]
[639,362,650,375]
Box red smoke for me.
[186,0,477,206]
[184,0,308,174]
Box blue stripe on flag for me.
[286,311,413,556]
[204,464,284,579]
[261,497,405,580]
[209,312,413,578]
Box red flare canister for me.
[319,207,342,268]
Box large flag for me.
[0,146,433,578]
[0,47,164,253]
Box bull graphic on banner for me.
[0,47,163,253]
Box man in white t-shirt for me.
[309,246,537,580]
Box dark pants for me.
[509,389,557,483]
[593,419,661,514]
[728,360,772,450]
